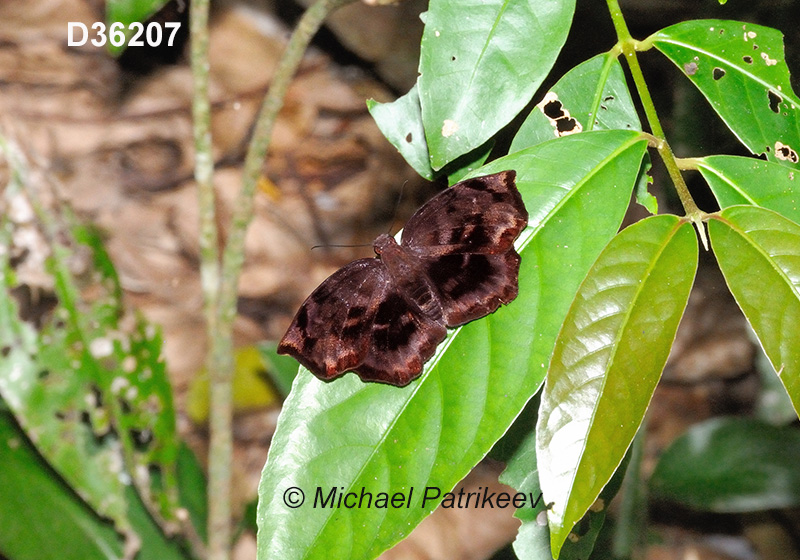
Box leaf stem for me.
[606,0,707,243]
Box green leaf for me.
[709,205,800,419]
[754,340,798,425]
[367,85,434,180]
[650,417,800,512]
[443,139,494,185]
[0,406,194,560]
[634,155,657,215]
[510,53,640,153]
[499,396,628,560]
[257,130,647,560]
[696,155,800,222]
[0,217,180,538]
[105,0,170,55]
[259,342,301,399]
[537,215,698,558]
[0,409,122,560]
[419,0,575,169]
[176,442,208,543]
[651,20,800,167]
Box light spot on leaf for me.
[589,498,605,512]
[536,510,548,526]
[684,61,698,75]
[122,355,137,373]
[761,52,778,66]
[89,337,114,358]
[441,119,459,137]
[111,376,130,395]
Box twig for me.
[190,1,358,559]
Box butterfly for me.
[277,170,528,387]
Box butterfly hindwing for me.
[357,288,447,386]
[422,251,522,327]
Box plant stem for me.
[189,0,227,558]
[192,1,357,559]
[606,0,704,225]
[218,0,358,330]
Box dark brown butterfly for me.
[278,170,528,387]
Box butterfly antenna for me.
[310,243,371,251]
[387,180,408,236]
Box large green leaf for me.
[537,215,698,558]
[0,215,180,540]
[0,409,198,560]
[498,396,629,560]
[419,0,575,169]
[257,130,647,560]
[650,417,800,512]
[709,205,800,418]
[0,409,122,560]
[511,53,640,153]
[651,20,800,167]
[696,154,800,222]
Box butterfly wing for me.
[421,251,522,326]
[400,171,528,326]
[400,171,527,256]
[278,258,447,386]
[356,288,447,386]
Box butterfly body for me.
[278,170,528,386]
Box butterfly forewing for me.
[278,259,385,379]
[400,171,528,256]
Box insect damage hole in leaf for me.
[537,92,583,137]
[775,141,799,163]
[713,67,726,80]
[769,90,782,113]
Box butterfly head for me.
[373,233,399,257]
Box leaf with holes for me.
[651,20,800,167]
[696,155,800,222]
[537,215,698,558]
[0,218,180,541]
[511,53,640,152]
[419,0,575,169]
[709,205,800,418]
[368,85,434,180]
